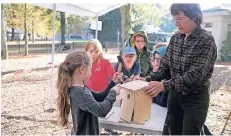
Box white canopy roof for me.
[32,3,125,17]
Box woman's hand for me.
[142,81,165,97]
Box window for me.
[205,23,213,28]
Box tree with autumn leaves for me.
[1,3,85,57]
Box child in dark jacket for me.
[56,50,122,135]
[129,31,153,77]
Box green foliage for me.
[99,3,163,47]
[4,4,24,29]
[32,6,60,37]
[119,3,162,46]
[66,14,85,34]
[159,13,176,33]
[4,3,61,37]
[130,4,161,31]
[42,10,61,37]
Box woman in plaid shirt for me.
[142,4,217,135]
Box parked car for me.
[147,32,172,51]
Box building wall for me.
[202,12,231,60]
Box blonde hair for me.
[84,39,103,54]
[85,39,103,53]
[57,50,90,127]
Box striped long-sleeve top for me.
[146,26,217,95]
[68,81,116,135]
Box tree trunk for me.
[1,4,8,59]
[24,3,28,56]
[11,28,15,41]
[120,4,132,47]
[60,12,65,45]
[120,6,125,47]
[32,20,35,43]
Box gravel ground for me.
[1,54,231,135]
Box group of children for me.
[57,31,168,135]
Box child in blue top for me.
[114,46,141,82]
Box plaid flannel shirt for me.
[147,26,217,94]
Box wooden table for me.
[99,103,167,135]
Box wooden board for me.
[119,80,151,124]
[120,89,134,122]
[134,92,152,123]
[114,97,122,107]
[120,80,149,92]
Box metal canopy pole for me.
[95,15,99,39]
[47,3,56,112]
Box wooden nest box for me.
[119,80,152,124]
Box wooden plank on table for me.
[120,80,149,92]
[120,89,134,122]
[134,92,152,124]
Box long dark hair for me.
[57,50,90,127]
